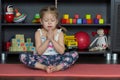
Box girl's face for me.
[41,12,58,31]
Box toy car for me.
[64,35,78,50]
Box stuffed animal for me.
[89,28,108,51]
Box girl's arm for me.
[51,31,65,54]
[35,31,50,55]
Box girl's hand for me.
[47,29,54,41]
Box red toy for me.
[87,19,93,24]
[75,31,90,49]
[5,14,14,23]
[5,5,14,23]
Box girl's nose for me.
[48,21,52,24]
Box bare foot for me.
[46,66,53,73]
[46,65,63,73]
[45,65,56,73]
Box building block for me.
[61,19,67,24]
[85,14,91,19]
[96,14,102,19]
[77,18,82,24]
[73,19,77,24]
[63,14,69,19]
[82,19,87,24]
[74,14,79,19]
[66,19,70,24]
[99,19,104,24]
[94,18,99,24]
[87,19,93,24]
[69,18,73,24]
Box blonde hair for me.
[40,6,67,33]
[40,6,58,19]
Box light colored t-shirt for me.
[37,28,61,55]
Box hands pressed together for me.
[47,29,54,41]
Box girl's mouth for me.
[48,26,52,28]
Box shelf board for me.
[61,24,111,27]
[2,23,110,26]
[2,23,41,26]
[77,50,108,54]
[3,51,33,54]
[3,50,109,55]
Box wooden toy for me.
[63,14,69,19]
[96,14,102,19]
[69,18,73,24]
[99,19,104,24]
[94,18,99,24]
[66,19,70,24]
[61,19,67,24]
[85,14,91,19]
[73,19,77,24]
[87,19,93,24]
[82,19,87,24]
[74,14,79,19]
[9,34,35,52]
[77,18,82,24]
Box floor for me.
[0,53,120,80]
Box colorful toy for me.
[75,31,90,50]
[96,14,102,19]
[87,19,93,24]
[32,13,41,23]
[82,19,87,24]
[89,28,108,51]
[61,19,66,24]
[64,35,78,50]
[77,19,82,24]
[99,19,104,24]
[14,9,27,23]
[61,13,105,24]
[63,14,69,19]
[5,42,11,51]
[94,18,99,24]
[73,19,77,24]
[5,5,14,23]
[74,14,79,19]
[66,19,70,24]
[85,14,91,19]
[94,14,104,24]
[69,18,73,24]
[9,34,35,53]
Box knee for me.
[70,51,79,59]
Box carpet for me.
[0,64,120,77]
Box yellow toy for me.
[64,35,78,50]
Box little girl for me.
[20,6,79,73]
